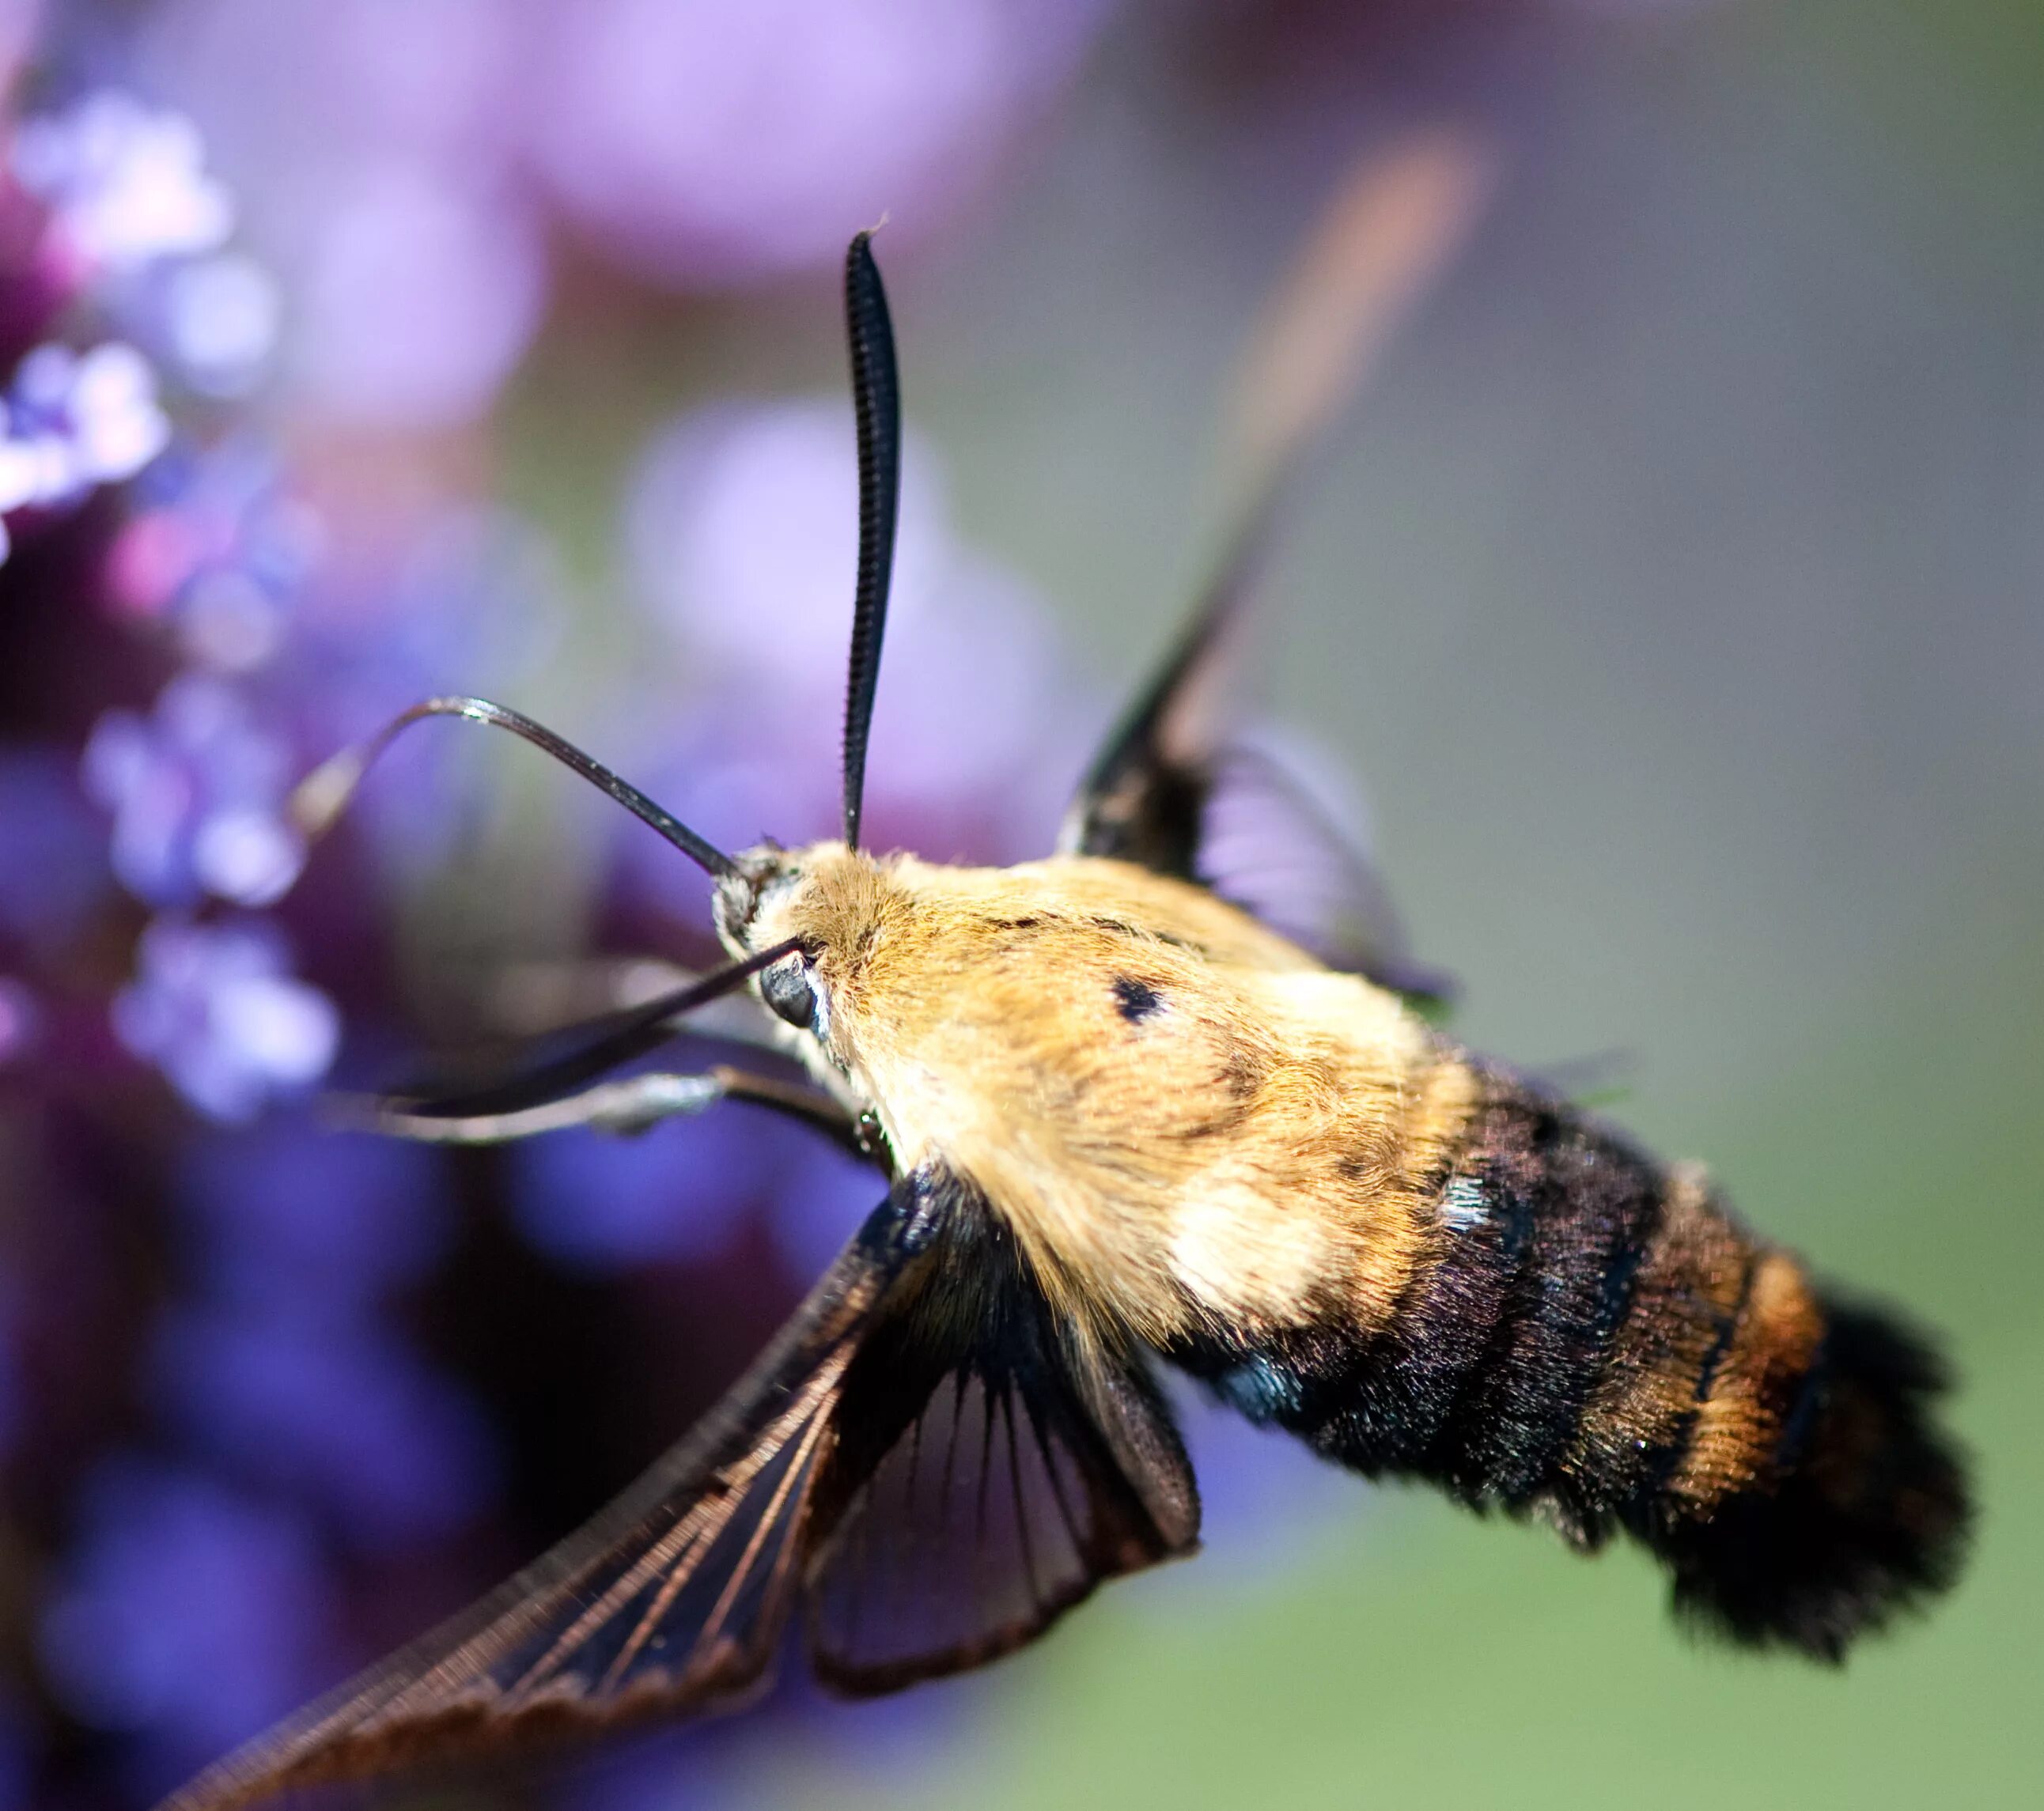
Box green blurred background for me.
[483,2,2043,1805]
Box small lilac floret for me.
[111,916,339,1123]
[13,90,235,274]
[290,161,547,429]
[615,398,1080,877]
[163,251,281,396]
[82,673,304,907]
[112,437,323,666]
[0,342,171,544]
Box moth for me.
[165,190,1969,1811]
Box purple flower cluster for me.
[0,57,538,1805]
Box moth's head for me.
[714,839,895,1058]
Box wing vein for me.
[683,1384,838,1677]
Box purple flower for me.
[0,974,38,1065]
[0,748,111,949]
[82,672,305,908]
[154,1306,495,1551]
[108,437,324,669]
[0,340,171,552]
[615,399,1081,898]
[523,0,1115,285]
[11,91,236,282]
[509,1106,784,1272]
[0,0,37,90]
[263,502,562,864]
[176,1120,450,1307]
[507,1105,879,1280]
[625,400,955,690]
[1167,1387,1354,1584]
[288,160,546,429]
[111,914,339,1121]
[139,0,545,428]
[764,1135,889,1280]
[37,1459,335,1765]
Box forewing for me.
[1060,649,1450,1004]
[1197,744,1455,1005]
[804,1219,1199,1695]
[157,1180,945,1811]
[1057,518,1254,883]
[1060,130,1493,1008]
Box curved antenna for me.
[838,229,902,851]
[290,696,736,879]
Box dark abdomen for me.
[1168,1071,1970,1660]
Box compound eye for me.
[760,955,818,1031]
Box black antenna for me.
[838,229,901,850]
[291,696,737,879]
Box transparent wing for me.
[157,1179,942,1811]
[805,1219,1199,1695]
[1061,129,1492,1009]
[1060,638,1452,1005]
[158,1173,1198,1811]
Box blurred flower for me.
[0,339,170,550]
[136,0,1116,433]
[290,160,545,429]
[763,1134,891,1280]
[107,437,324,667]
[0,748,111,949]
[1168,1389,1354,1582]
[37,1459,334,1765]
[175,1121,450,1308]
[139,0,544,429]
[159,250,281,397]
[110,914,339,1121]
[155,1306,494,1551]
[82,672,305,908]
[626,400,953,683]
[282,501,558,724]
[617,399,1081,882]
[511,1110,766,1272]
[0,973,38,1064]
[11,91,234,281]
[524,0,1115,285]
[0,0,39,88]
[510,1106,876,1276]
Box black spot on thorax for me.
[1112,976,1164,1023]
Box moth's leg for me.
[332,1065,876,1164]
